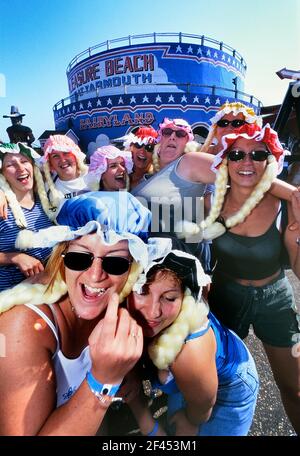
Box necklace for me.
[71,305,81,319]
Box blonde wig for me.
[148,289,209,370]
[200,102,262,153]
[0,147,56,227]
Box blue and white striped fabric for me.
[0,199,53,291]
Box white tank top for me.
[25,303,92,407]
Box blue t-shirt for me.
[0,199,53,291]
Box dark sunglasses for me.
[227,149,270,162]
[161,128,188,138]
[133,143,155,153]
[216,119,247,128]
[62,252,132,275]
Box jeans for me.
[167,348,259,436]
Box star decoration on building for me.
[72,105,76,111]
[187,46,193,54]
[215,98,221,105]
[214,52,218,59]
[97,99,102,106]
[227,57,231,64]
[62,109,65,115]
[130,96,136,104]
[79,103,84,110]
[155,94,162,103]
[205,96,210,104]
[143,95,149,103]
[67,107,70,113]
[193,96,200,103]
[107,98,112,106]
[87,101,92,108]
[168,95,175,102]
[176,45,182,53]
[197,47,202,55]
[118,97,124,104]
[181,95,187,103]
[206,49,211,56]
[222,54,226,61]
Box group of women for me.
[0,102,299,436]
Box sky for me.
[0,0,299,145]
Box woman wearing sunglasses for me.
[200,102,262,155]
[0,191,172,435]
[199,123,300,434]
[131,118,215,262]
[85,145,133,192]
[123,126,158,189]
[126,249,259,436]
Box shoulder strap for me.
[25,303,60,354]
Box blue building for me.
[53,32,261,157]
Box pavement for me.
[246,269,299,436]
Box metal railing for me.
[66,32,246,73]
[53,82,261,111]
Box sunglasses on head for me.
[62,252,132,275]
[227,149,270,162]
[161,128,188,138]
[133,143,155,153]
[216,119,247,128]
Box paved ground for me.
[246,270,299,436]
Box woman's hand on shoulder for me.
[89,291,143,386]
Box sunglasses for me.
[161,128,188,138]
[227,149,270,162]
[62,252,132,275]
[133,143,155,153]
[216,119,247,128]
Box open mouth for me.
[17,174,30,184]
[137,154,147,161]
[115,174,125,182]
[237,170,255,176]
[82,284,107,298]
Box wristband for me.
[86,371,121,397]
[147,420,159,436]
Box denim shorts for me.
[167,347,259,436]
[208,271,300,347]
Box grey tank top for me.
[132,156,208,237]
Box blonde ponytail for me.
[148,289,209,370]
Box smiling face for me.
[131,144,152,171]
[101,157,127,190]
[215,112,246,146]
[227,138,269,188]
[128,269,184,338]
[2,153,34,197]
[158,130,189,167]
[49,151,79,181]
[65,234,130,320]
